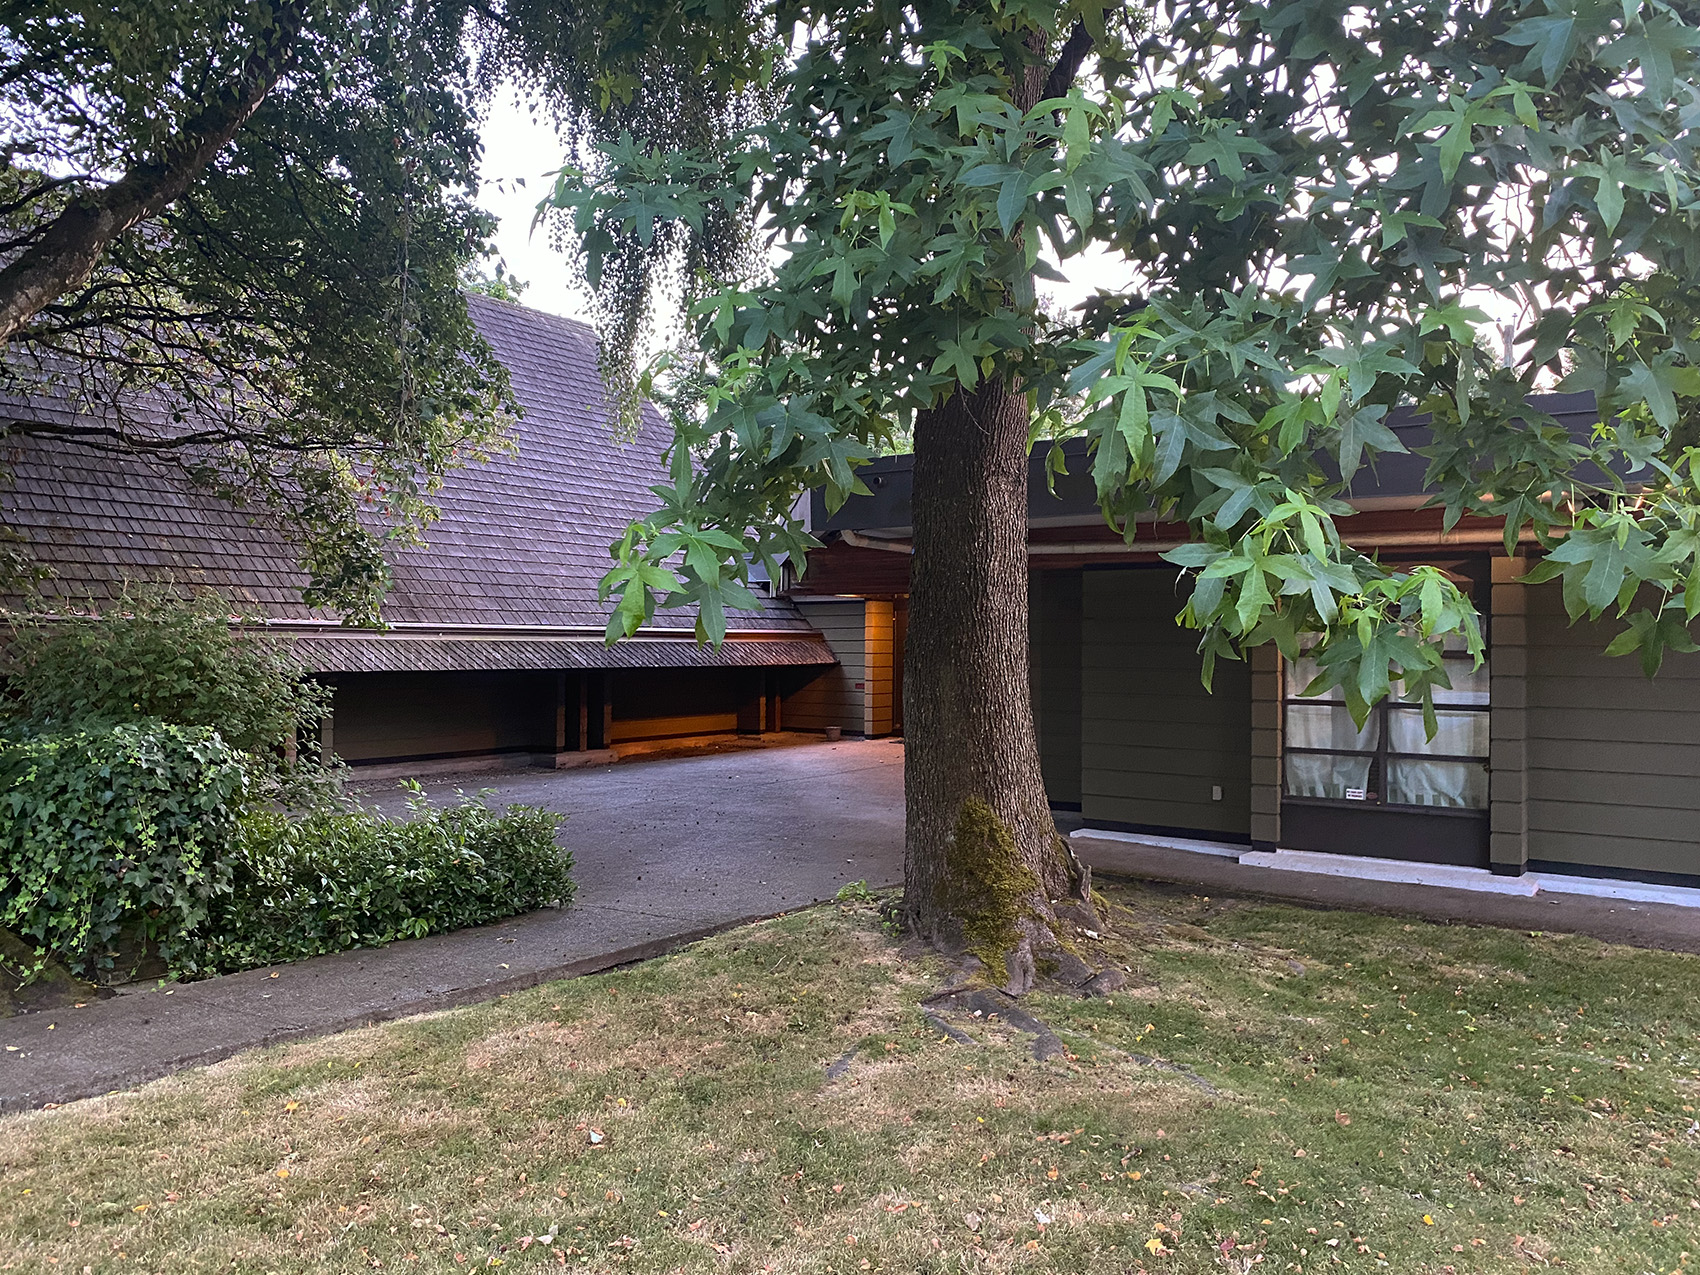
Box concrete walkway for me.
[0,738,906,1113]
[1072,833,1700,956]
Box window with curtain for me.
[1283,642,1489,810]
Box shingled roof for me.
[0,293,826,672]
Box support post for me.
[1490,554,1530,875]
[578,671,590,750]
[737,668,765,735]
[1249,644,1283,851]
[554,671,569,753]
[600,672,615,750]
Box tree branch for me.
[1043,20,1096,102]
[0,2,307,344]
[0,173,90,220]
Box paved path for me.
[1073,833,1700,955]
[0,739,906,1113]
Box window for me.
[1283,643,1489,811]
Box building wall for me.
[329,666,785,764]
[785,598,899,736]
[1030,569,1083,807]
[784,600,866,731]
[1080,566,1252,839]
[1524,580,1700,881]
[608,667,741,742]
[328,671,557,763]
[863,600,896,737]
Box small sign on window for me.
[1345,787,1367,801]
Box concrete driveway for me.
[1,738,905,1112]
[420,737,906,929]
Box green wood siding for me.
[785,599,867,733]
[1030,570,1083,805]
[1525,581,1700,878]
[1080,567,1251,838]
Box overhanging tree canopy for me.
[0,0,520,618]
[549,0,1700,985]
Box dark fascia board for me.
[813,391,1602,536]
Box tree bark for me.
[0,4,304,345]
[901,377,1091,994]
[897,25,1102,993]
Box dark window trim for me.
[1285,746,1489,765]
[1283,651,1489,810]
[1281,794,1488,819]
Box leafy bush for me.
[0,721,249,980]
[205,786,572,972]
[2,586,331,764]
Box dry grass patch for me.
[2,882,1698,1274]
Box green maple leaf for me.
[1603,14,1700,106]
[1500,11,1580,85]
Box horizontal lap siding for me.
[610,668,740,742]
[863,601,895,737]
[1031,571,1082,805]
[1081,567,1251,838]
[609,712,738,742]
[1525,582,1700,877]
[785,600,865,732]
[332,671,555,762]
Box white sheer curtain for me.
[1284,703,1376,800]
[1387,759,1488,808]
[1286,753,1373,800]
[1386,707,1489,808]
[1387,707,1489,756]
[1283,648,1491,808]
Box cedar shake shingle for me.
[0,295,822,664]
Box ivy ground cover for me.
[1,882,1695,1273]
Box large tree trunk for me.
[901,377,1091,994]
[897,23,1104,993]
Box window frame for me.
[1282,650,1490,812]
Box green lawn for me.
[2,881,1697,1273]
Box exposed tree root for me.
[824,1046,859,1080]
[924,987,1065,1060]
[1116,1051,1220,1095]
[921,982,1220,1093]
[922,1011,977,1045]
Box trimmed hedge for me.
[0,722,249,980]
[206,786,572,972]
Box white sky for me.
[477,91,586,319]
[476,90,1137,326]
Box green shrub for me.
[2,586,331,765]
[0,721,249,980]
[206,786,572,972]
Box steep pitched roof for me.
[0,293,816,649]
